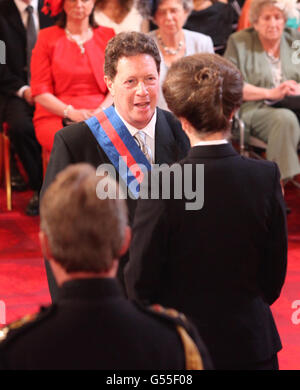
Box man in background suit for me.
[0,163,211,370]
[125,53,287,370]
[0,0,53,215]
[41,31,190,301]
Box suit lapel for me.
[6,0,26,38]
[252,30,274,89]
[154,109,177,165]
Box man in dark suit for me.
[0,163,211,370]
[41,31,190,301]
[125,53,288,370]
[0,0,54,215]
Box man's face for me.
[105,54,160,129]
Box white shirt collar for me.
[194,139,228,146]
[114,107,156,139]
[14,0,38,14]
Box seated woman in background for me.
[225,0,300,187]
[184,0,236,55]
[137,0,214,110]
[31,0,115,153]
[93,0,147,33]
[238,0,300,30]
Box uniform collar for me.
[58,278,123,301]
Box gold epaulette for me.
[0,313,38,342]
[150,304,204,370]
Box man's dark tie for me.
[25,5,37,83]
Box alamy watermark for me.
[0,40,5,64]
[291,300,300,325]
[0,300,6,325]
[95,158,204,211]
[292,40,300,65]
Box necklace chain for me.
[157,32,184,55]
[65,28,92,54]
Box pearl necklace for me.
[65,28,92,54]
[157,32,184,55]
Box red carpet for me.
[0,190,51,324]
[0,185,299,370]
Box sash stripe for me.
[85,106,152,199]
[95,110,144,184]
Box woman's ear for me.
[179,117,193,135]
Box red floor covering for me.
[0,185,299,370]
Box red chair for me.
[0,122,12,210]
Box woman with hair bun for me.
[126,53,287,370]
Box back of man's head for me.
[40,163,128,274]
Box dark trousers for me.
[4,96,43,191]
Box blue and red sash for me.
[85,106,152,199]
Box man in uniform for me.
[41,31,190,301]
[0,163,211,370]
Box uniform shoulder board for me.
[137,302,204,370]
[0,305,55,344]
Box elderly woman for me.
[126,53,287,369]
[137,0,214,110]
[30,0,115,153]
[225,0,300,186]
[93,0,146,33]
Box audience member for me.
[137,0,214,110]
[94,0,147,33]
[0,163,212,370]
[225,0,300,189]
[0,0,54,215]
[125,53,288,370]
[30,0,115,154]
[237,0,300,31]
[40,31,190,302]
[184,0,236,55]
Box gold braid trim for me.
[150,305,204,370]
[175,324,203,370]
[0,313,38,342]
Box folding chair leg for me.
[42,148,50,177]
[3,134,12,211]
[0,133,3,183]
